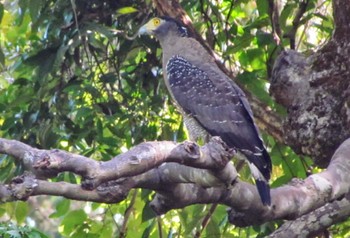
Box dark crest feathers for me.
[159,16,190,37]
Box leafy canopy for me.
[0,0,334,237]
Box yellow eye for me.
[153,18,161,26]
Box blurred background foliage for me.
[0,0,338,237]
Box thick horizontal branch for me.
[268,193,350,238]
[0,173,130,203]
[136,138,350,226]
[0,137,238,202]
[0,161,237,204]
[229,138,350,225]
[0,137,234,190]
[2,137,350,228]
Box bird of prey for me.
[138,16,272,205]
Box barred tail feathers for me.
[255,178,271,206]
[248,162,271,206]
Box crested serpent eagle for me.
[138,16,272,205]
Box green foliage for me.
[0,0,335,237]
[0,222,48,238]
[49,198,71,218]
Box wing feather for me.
[166,55,272,180]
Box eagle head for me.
[138,17,189,38]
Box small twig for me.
[70,0,80,36]
[194,203,218,238]
[287,0,310,49]
[119,189,138,238]
[268,0,282,46]
[69,0,92,66]
[157,216,163,238]
[107,205,121,233]
[199,0,217,49]
[111,29,139,40]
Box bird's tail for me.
[255,179,271,206]
[247,162,271,206]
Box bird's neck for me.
[161,37,216,72]
[158,34,181,49]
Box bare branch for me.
[2,137,350,228]
[0,137,234,190]
[285,0,310,49]
[267,0,282,46]
[140,138,350,227]
[0,173,129,203]
[269,193,350,238]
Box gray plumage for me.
[139,16,272,205]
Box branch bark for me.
[269,193,350,238]
[1,137,350,228]
[270,0,350,167]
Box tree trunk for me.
[270,0,350,167]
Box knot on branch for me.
[150,193,173,215]
[10,172,38,201]
[33,152,51,169]
[32,151,60,178]
[270,50,310,108]
[82,178,98,191]
[169,141,200,161]
[174,137,234,170]
[96,179,131,203]
[204,136,235,169]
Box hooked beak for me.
[138,20,158,36]
[138,25,149,35]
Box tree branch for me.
[267,0,282,46]
[2,137,350,227]
[0,137,234,189]
[269,193,350,238]
[285,0,310,50]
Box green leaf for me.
[141,220,155,238]
[17,0,28,25]
[0,3,4,24]
[50,198,70,218]
[27,229,49,238]
[179,205,204,234]
[7,230,21,238]
[96,118,103,139]
[53,44,69,71]
[29,0,43,22]
[14,201,28,223]
[117,7,138,15]
[0,155,15,182]
[98,223,113,237]
[141,202,156,222]
[60,209,88,236]
[100,73,117,84]
[84,22,115,40]
[273,175,292,187]
[205,216,220,238]
[280,3,297,31]
[24,48,57,81]
[257,31,275,47]
[37,120,59,148]
[256,0,268,16]
[76,107,93,119]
